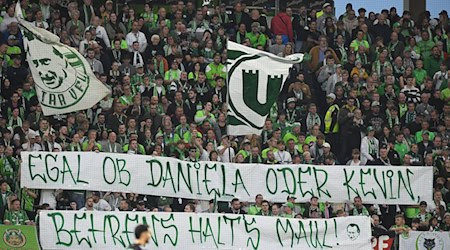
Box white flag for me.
[227,41,303,135]
[15,2,109,116]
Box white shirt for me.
[274,150,292,164]
[93,199,112,211]
[86,26,111,48]
[217,145,235,163]
[126,31,147,53]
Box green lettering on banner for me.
[163,162,176,193]
[295,220,310,247]
[308,220,322,248]
[71,212,91,247]
[359,168,376,199]
[124,213,138,246]
[221,164,233,198]
[203,217,219,248]
[343,169,359,199]
[146,159,163,187]
[193,162,202,195]
[88,213,103,244]
[203,163,220,197]
[298,167,314,197]
[387,170,395,198]
[22,152,432,205]
[265,168,278,194]
[29,153,46,183]
[61,155,77,185]
[243,216,261,249]
[102,157,131,186]
[374,168,388,199]
[189,216,203,244]
[313,167,331,198]
[48,212,72,246]
[223,215,241,246]
[279,167,296,195]
[276,218,294,247]
[103,157,116,185]
[398,169,416,201]
[104,215,125,247]
[75,154,88,184]
[177,162,192,194]
[232,169,250,196]
[160,213,178,246]
[216,216,226,246]
[45,153,59,182]
[149,215,160,247]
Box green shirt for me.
[246,32,267,48]
[205,63,226,88]
[247,205,262,215]
[415,130,435,143]
[417,39,435,59]
[441,88,450,104]
[4,210,30,225]
[413,68,427,86]
[0,157,19,181]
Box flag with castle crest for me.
[15,2,109,116]
[227,41,303,135]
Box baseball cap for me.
[323,3,331,8]
[367,126,375,132]
[327,93,336,100]
[371,101,380,107]
[287,195,297,200]
[137,200,146,206]
[284,202,295,209]
[419,201,427,206]
[323,142,331,148]
[287,97,296,104]
[393,22,401,28]
[136,63,144,68]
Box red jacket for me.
[270,12,294,42]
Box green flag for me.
[227,41,303,135]
[15,2,109,116]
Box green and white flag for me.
[227,41,303,135]
[15,2,109,116]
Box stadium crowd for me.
[0,0,449,248]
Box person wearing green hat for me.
[282,202,296,218]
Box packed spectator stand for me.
[0,0,449,249]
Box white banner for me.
[227,41,303,135]
[16,3,109,115]
[21,152,433,204]
[400,231,450,250]
[38,211,371,250]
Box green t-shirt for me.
[413,68,427,86]
[441,88,450,104]
[4,210,30,225]
[21,188,36,212]
[247,205,262,215]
